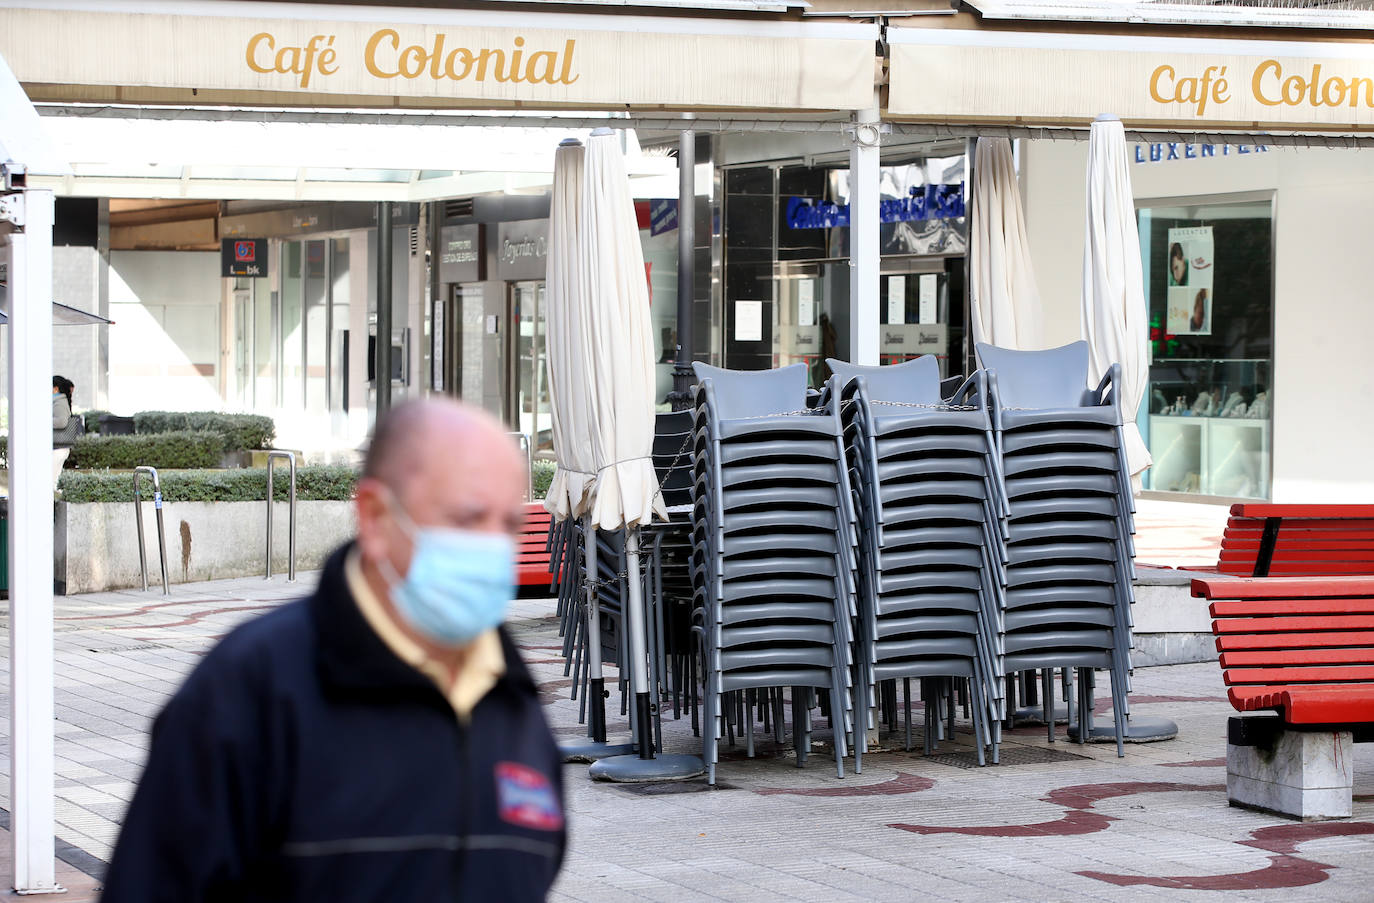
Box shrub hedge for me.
[67,430,226,470]
[56,463,558,504]
[532,459,555,501]
[58,465,359,503]
[133,411,275,452]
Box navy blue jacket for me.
[101,544,566,902]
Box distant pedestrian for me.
[102,398,566,902]
[52,375,78,491]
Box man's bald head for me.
[355,398,527,612]
[362,398,519,504]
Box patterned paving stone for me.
[0,567,1369,900]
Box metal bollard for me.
[132,466,169,595]
[511,432,534,502]
[266,451,297,582]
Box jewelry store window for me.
[1137,194,1274,499]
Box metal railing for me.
[133,466,169,595]
[511,432,534,502]
[265,451,297,581]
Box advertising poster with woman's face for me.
[1166,226,1214,335]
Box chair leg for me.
[903,678,913,752]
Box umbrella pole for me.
[584,515,607,744]
[624,528,654,759]
[560,515,636,763]
[588,525,704,782]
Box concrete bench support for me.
[1227,717,1354,820]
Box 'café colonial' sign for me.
[0,6,876,111]
[889,28,1374,129]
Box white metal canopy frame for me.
[0,48,67,896]
[1081,114,1153,491]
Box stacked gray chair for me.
[690,362,857,785]
[827,355,1005,767]
[976,340,1136,756]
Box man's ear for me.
[354,478,391,561]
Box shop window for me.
[1138,196,1274,499]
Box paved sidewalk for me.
[2,536,1371,900]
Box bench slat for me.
[1217,630,1374,651]
[1213,614,1374,634]
[1228,684,1374,723]
[1220,647,1374,668]
[1230,504,1374,519]
[1224,664,1374,685]
[1195,576,1374,600]
[1209,598,1374,616]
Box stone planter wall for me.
[55,500,356,594]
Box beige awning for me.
[0,2,878,113]
[888,24,1374,132]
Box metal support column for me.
[848,95,882,366]
[3,185,61,893]
[668,127,695,411]
[376,201,393,415]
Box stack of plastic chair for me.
[827,355,1005,766]
[976,340,1135,757]
[690,362,857,785]
[645,410,697,745]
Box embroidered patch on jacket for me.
[495,762,563,831]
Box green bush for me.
[57,465,358,503]
[532,460,555,501]
[133,411,275,452]
[68,430,225,470]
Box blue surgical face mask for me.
[377,496,515,646]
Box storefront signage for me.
[888,28,1374,129]
[785,185,965,231]
[0,8,876,111]
[880,324,946,355]
[438,225,483,283]
[1134,143,1269,163]
[649,200,678,237]
[496,220,547,282]
[220,238,266,278]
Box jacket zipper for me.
[454,719,472,892]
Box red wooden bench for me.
[1218,504,1374,577]
[517,502,554,589]
[1197,574,1374,818]
[1198,575,1374,723]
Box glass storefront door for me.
[1138,195,1274,499]
[507,280,552,457]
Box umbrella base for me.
[1013,703,1070,726]
[560,740,636,763]
[1067,715,1178,743]
[588,753,706,783]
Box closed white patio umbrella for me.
[1081,114,1152,491]
[545,129,692,778]
[970,136,1042,350]
[544,138,598,524]
[544,138,627,753]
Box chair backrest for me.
[825,356,943,405]
[654,411,694,506]
[975,341,1091,409]
[691,362,808,420]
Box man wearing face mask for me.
[102,399,566,902]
